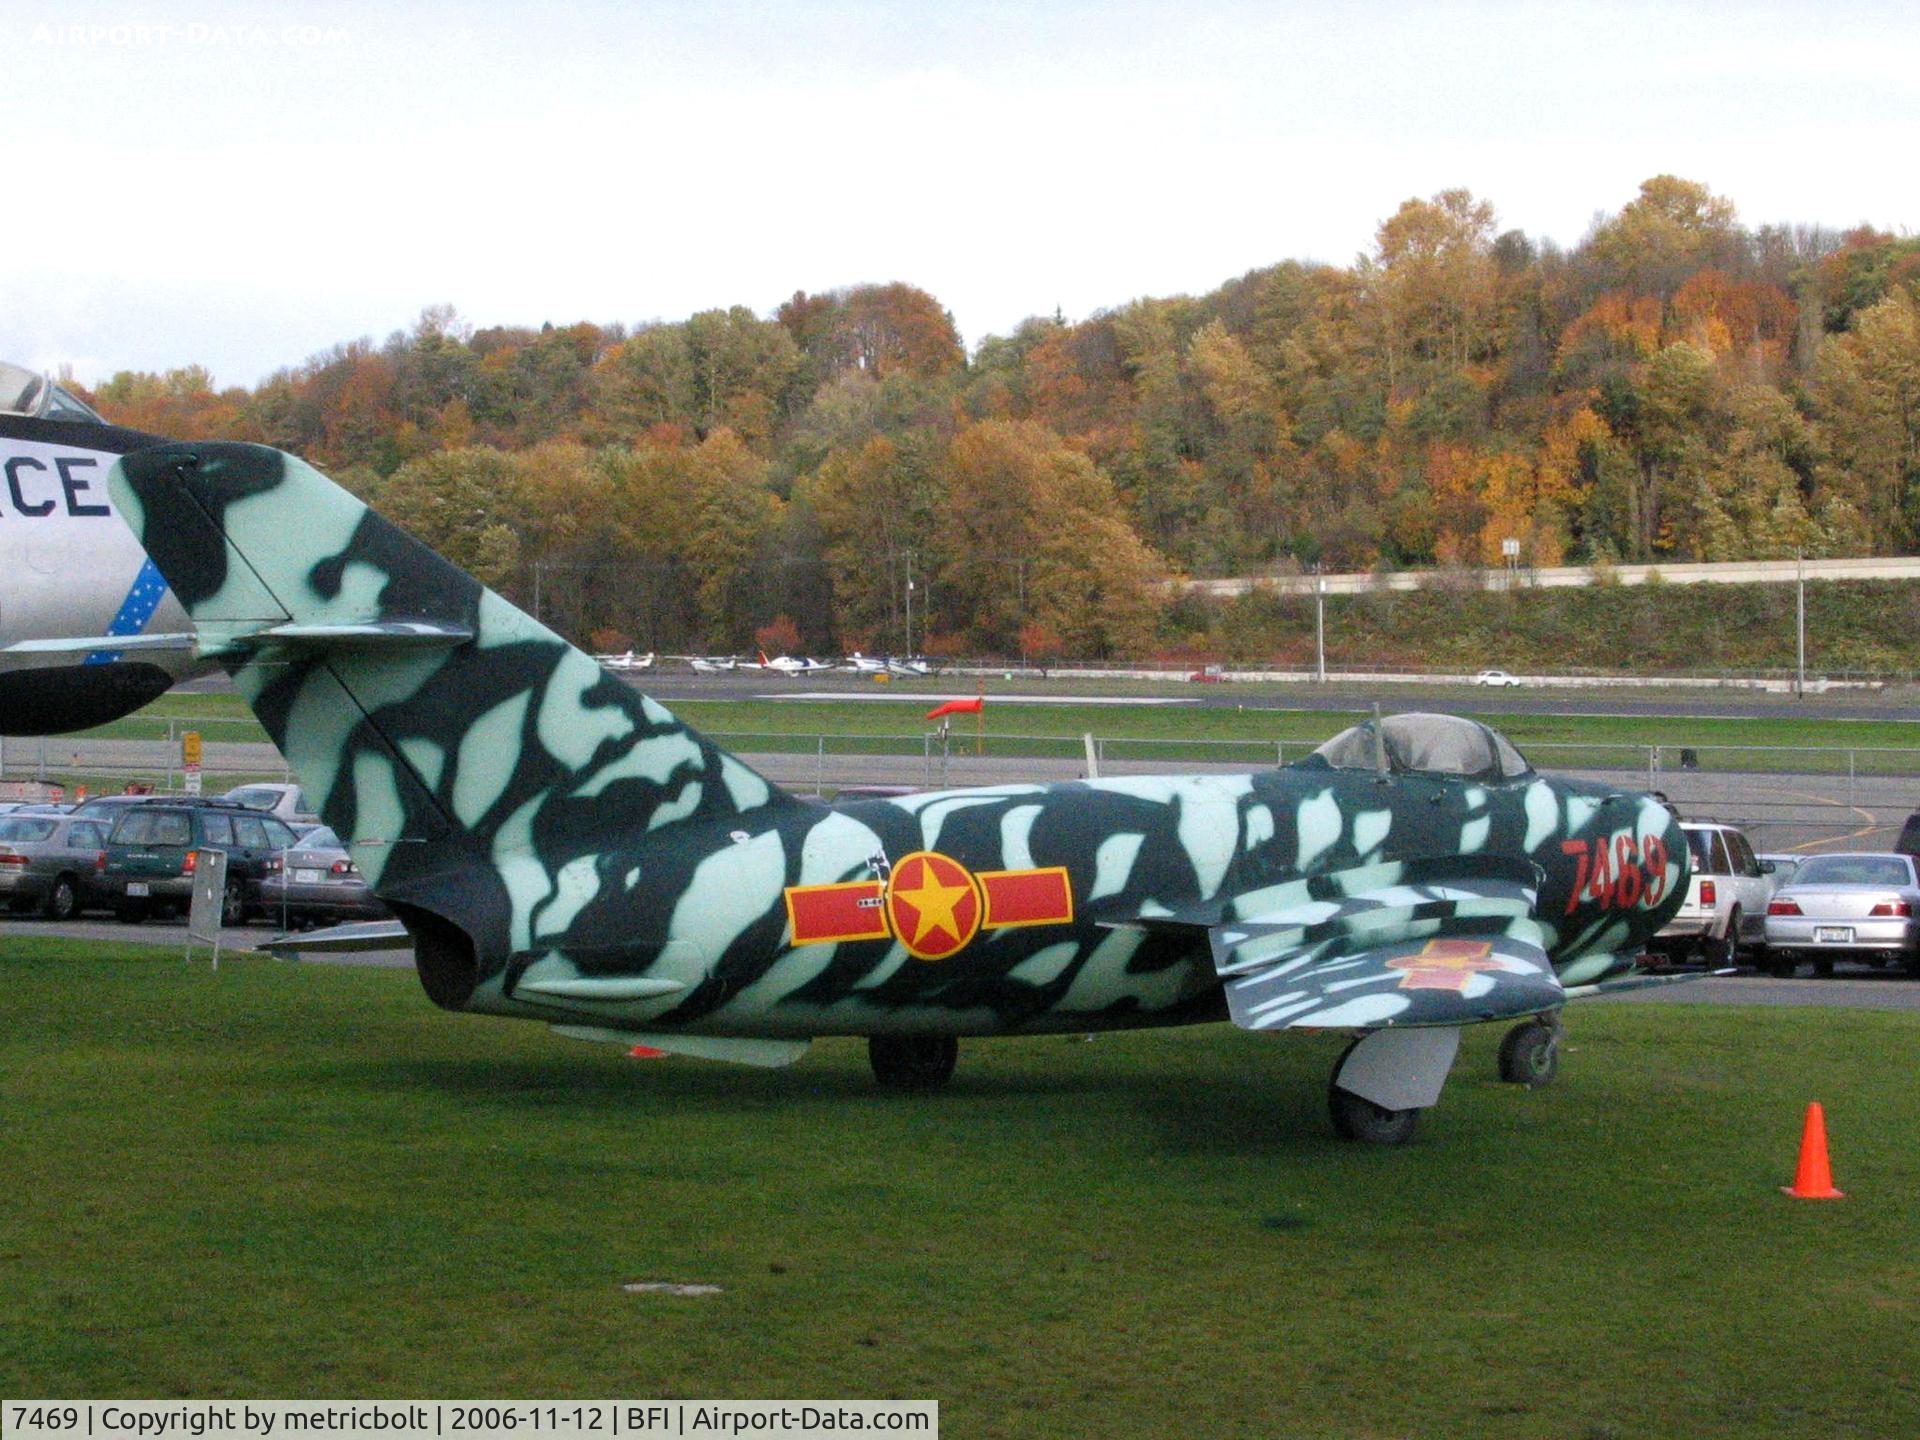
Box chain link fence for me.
[7,724,1916,852]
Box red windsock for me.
[925,697,985,720]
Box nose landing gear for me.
[1497,1016,1562,1087]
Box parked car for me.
[1757,853,1804,898]
[1472,668,1523,687]
[1763,851,1920,977]
[253,827,389,928]
[1896,810,1920,859]
[99,801,304,925]
[1650,820,1771,967]
[69,793,164,826]
[0,813,112,919]
[219,783,319,829]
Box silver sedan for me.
[1763,852,1920,977]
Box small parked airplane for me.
[103,439,1693,1142]
[756,651,832,676]
[595,650,655,672]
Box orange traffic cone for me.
[1781,1101,1845,1199]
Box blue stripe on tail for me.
[84,557,170,665]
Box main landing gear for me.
[868,1035,959,1091]
[1328,1026,1460,1145]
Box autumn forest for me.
[83,176,1920,660]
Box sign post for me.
[187,847,229,969]
[182,730,203,796]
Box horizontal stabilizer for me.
[3,621,471,659]
[264,919,412,956]
[236,620,475,649]
[549,1025,810,1067]
[2,632,196,655]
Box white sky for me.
[4,0,1916,387]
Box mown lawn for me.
[2,939,1917,1437]
[48,683,1920,765]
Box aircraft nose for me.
[1644,795,1689,930]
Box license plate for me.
[1815,926,1852,944]
[293,868,323,884]
[126,882,150,897]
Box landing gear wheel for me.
[44,875,79,922]
[1704,912,1740,970]
[868,1035,958,1091]
[221,880,247,928]
[1497,1018,1561,1087]
[1328,1085,1421,1144]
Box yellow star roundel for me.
[885,851,984,961]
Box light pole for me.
[1795,550,1805,700]
[1314,568,1326,684]
[903,550,915,658]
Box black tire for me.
[868,1035,958,1091]
[1497,1019,1561,1087]
[221,879,247,928]
[1702,911,1740,969]
[43,875,80,922]
[1329,1086,1421,1144]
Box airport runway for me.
[5,914,1920,1010]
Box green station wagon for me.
[100,801,303,924]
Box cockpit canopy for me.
[1300,711,1532,780]
[0,362,104,423]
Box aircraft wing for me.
[1212,857,1563,1030]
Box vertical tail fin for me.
[110,442,800,927]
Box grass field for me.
[68,690,1920,755]
[3,939,1918,1436]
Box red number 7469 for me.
[1560,834,1671,915]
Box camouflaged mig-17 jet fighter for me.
[100,441,1692,1143]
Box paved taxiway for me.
[176,667,1920,722]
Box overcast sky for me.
[4,0,1916,387]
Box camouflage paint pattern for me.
[111,442,1689,1049]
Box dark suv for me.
[100,800,303,924]
[1897,811,1920,859]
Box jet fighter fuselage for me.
[106,438,1690,1141]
